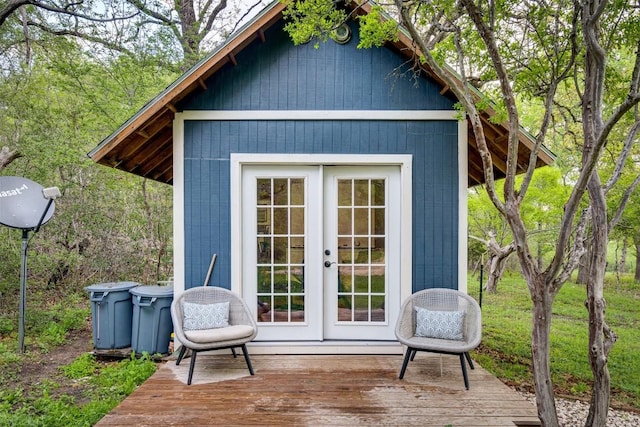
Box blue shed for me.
[90,1,552,350]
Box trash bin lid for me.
[84,281,140,292]
[129,285,174,298]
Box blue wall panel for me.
[181,19,460,293]
[184,119,459,292]
[179,21,456,112]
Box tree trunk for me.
[584,175,616,426]
[635,237,640,282]
[485,253,508,292]
[178,0,199,63]
[484,235,515,292]
[577,252,589,284]
[619,238,627,274]
[530,277,559,427]
[504,208,559,426]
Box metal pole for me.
[18,229,29,353]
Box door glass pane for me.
[290,179,305,205]
[354,180,368,206]
[290,237,304,263]
[372,208,385,235]
[256,177,306,323]
[371,237,385,263]
[273,208,289,234]
[354,266,369,292]
[291,296,305,323]
[273,295,288,321]
[372,179,385,206]
[335,178,387,323]
[338,180,351,205]
[337,294,352,321]
[337,237,352,263]
[258,295,272,322]
[273,237,288,263]
[257,267,271,293]
[274,266,288,293]
[337,208,352,234]
[354,295,369,321]
[257,179,271,205]
[290,208,305,234]
[273,179,288,205]
[257,237,271,264]
[371,295,385,321]
[353,208,368,234]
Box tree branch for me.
[202,0,227,36]
[0,146,22,170]
[2,0,141,27]
[393,0,506,215]
[460,0,521,201]
[600,91,640,149]
[0,0,30,27]
[228,0,263,35]
[609,173,640,232]
[603,119,640,194]
[26,21,138,55]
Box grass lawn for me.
[470,273,640,410]
[0,294,157,426]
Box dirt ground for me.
[15,323,96,402]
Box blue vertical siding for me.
[184,120,458,292]
[181,19,460,293]
[178,21,456,112]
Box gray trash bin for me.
[85,281,140,349]
[130,285,174,355]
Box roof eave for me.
[88,0,287,163]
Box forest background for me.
[1,0,271,297]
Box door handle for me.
[324,261,336,268]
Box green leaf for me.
[357,6,399,49]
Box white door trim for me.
[230,154,413,313]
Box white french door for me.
[241,164,401,341]
[323,166,400,340]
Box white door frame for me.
[240,164,324,341]
[322,165,402,340]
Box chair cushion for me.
[414,306,465,341]
[183,301,229,330]
[184,324,255,344]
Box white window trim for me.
[172,110,468,302]
[180,110,457,121]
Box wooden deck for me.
[96,352,540,426]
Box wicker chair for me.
[171,286,258,385]
[395,288,481,389]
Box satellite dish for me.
[0,176,61,353]
[0,176,55,230]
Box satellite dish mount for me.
[0,176,61,353]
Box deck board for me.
[96,353,540,426]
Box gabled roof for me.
[88,0,553,186]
